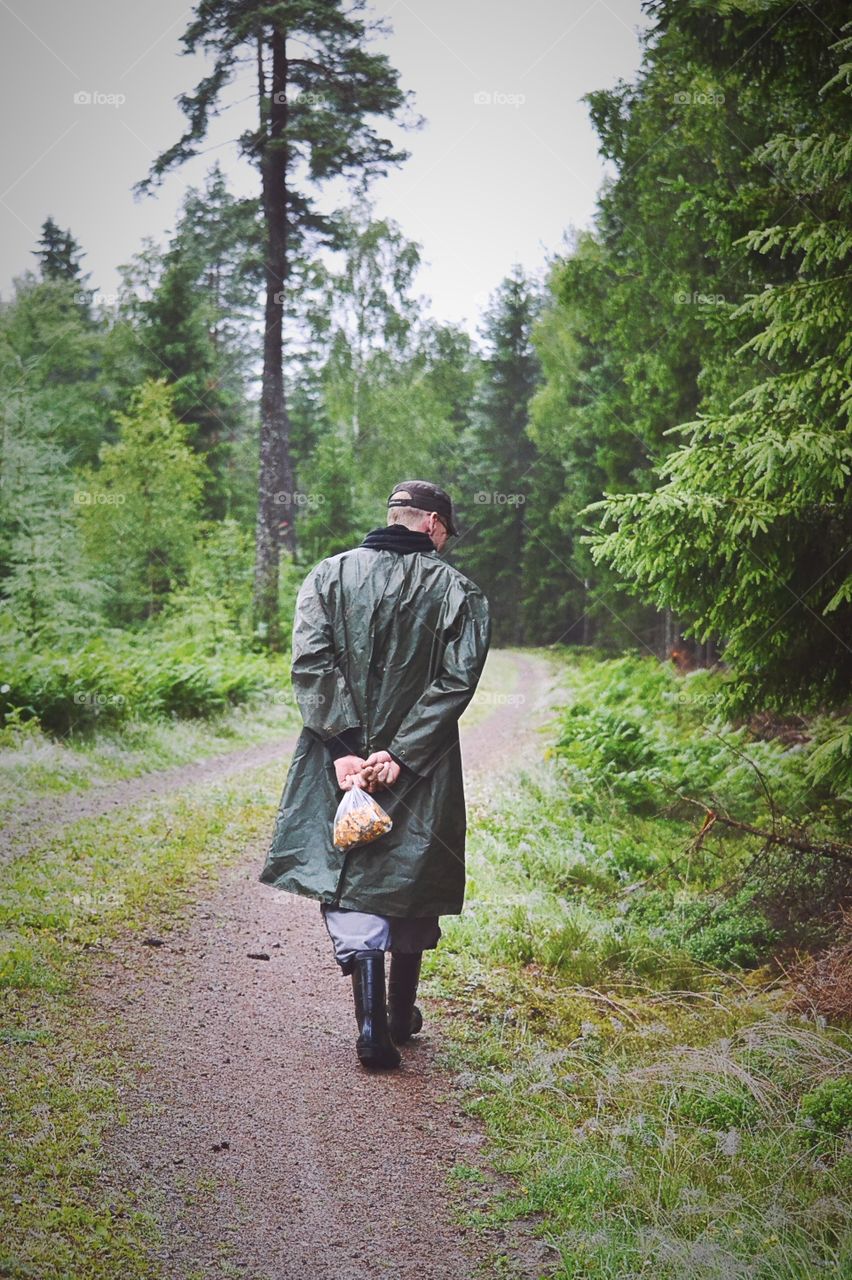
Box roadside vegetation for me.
[2,647,850,1278]
[431,649,852,1280]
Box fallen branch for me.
[676,793,852,867]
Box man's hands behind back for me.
[333,751,401,793]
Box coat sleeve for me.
[290,563,362,746]
[386,580,491,778]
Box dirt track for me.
[87,651,560,1280]
[0,735,299,864]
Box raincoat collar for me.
[361,525,435,555]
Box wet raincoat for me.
[258,532,491,916]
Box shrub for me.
[799,1077,852,1153]
[1,629,285,734]
[676,1087,761,1130]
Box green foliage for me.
[286,202,480,568]
[799,1077,852,1152]
[585,8,852,712]
[450,268,543,641]
[551,652,829,821]
[446,651,849,988]
[77,378,204,622]
[125,165,263,520]
[676,1087,762,1131]
[681,892,782,970]
[1,627,282,735]
[0,364,103,642]
[35,216,90,286]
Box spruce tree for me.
[451,269,542,643]
[588,21,852,711]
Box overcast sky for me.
[0,0,651,333]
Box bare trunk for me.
[664,607,677,656]
[582,578,592,647]
[253,27,295,649]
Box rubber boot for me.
[387,951,424,1044]
[351,950,401,1069]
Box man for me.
[259,480,491,1070]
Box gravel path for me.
[1,735,300,864]
[87,651,561,1280]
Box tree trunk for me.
[582,578,592,647]
[664,607,677,657]
[253,27,295,649]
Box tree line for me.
[1,0,849,764]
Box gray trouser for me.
[321,904,441,973]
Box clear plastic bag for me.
[333,784,393,851]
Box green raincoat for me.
[258,538,491,916]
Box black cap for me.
[387,480,459,536]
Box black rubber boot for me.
[387,951,424,1044]
[351,950,401,1069]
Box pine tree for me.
[133,0,418,647]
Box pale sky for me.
[0,0,651,333]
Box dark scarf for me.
[361,525,435,555]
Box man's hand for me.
[361,750,401,790]
[334,754,368,790]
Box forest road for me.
[91,649,562,1280]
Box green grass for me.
[424,649,852,1279]
[0,689,302,821]
[0,642,520,821]
[0,758,284,1278]
[3,646,850,1278]
[427,957,852,1279]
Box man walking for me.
[259,481,491,1069]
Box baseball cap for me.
[387,480,459,536]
